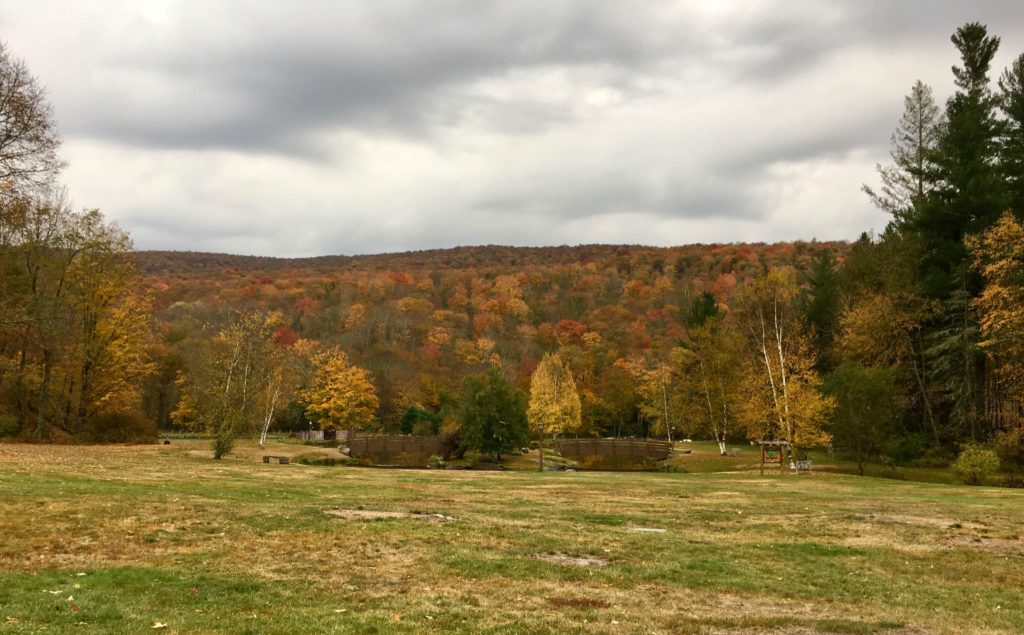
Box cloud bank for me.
[3,1,1024,256]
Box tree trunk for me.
[698,359,722,454]
[660,369,673,443]
[35,349,53,440]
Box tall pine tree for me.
[916,22,1007,299]
[999,53,1024,216]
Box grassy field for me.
[1,440,1022,634]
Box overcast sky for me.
[3,1,1024,257]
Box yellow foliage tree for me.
[674,317,746,454]
[527,353,582,437]
[734,268,835,457]
[301,348,379,435]
[613,356,679,440]
[172,311,292,457]
[835,290,941,444]
[969,212,1024,406]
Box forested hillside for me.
[132,241,845,435]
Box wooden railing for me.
[347,435,444,458]
[554,438,672,460]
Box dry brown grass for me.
[1,439,1022,634]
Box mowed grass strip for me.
[0,441,1022,634]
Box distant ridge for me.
[132,241,847,276]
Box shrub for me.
[440,430,463,460]
[952,445,1000,485]
[912,445,955,468]
[213,430,235,459]
[993,428,1024,469]
[881,432,930,464]
[81,412,158,444]
[294,453,354,466]
[0,413,20,438]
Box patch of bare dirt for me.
[536,552,609,567]
[866,513,984,530]
[946,534,1024,555]
[547,597,611,609]
[324,509,454,522]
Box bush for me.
[0,413,20,438]
[881,432,930,464]
[440,430,463,460]
[293,453,354,466]
[952,445,1000,485]
[993,428,1024,469]
[912,445,955,468]
[213,430,235,459]
[81,412,158,444]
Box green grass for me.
[1,440,1022,633]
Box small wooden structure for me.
[297,429,337,442]
[757,440,789,475]
[263,455,290,465]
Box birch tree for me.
[734,268,834,461]
[676,318,745,454]
[173,311,289,458]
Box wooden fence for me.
[554,438,672,460]
[347,435,444,459]
[296,430,338,442]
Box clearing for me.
[0,440,1021,634]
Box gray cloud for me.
[2,0,1024,256]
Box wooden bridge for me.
[554,438,672,460]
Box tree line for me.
[2,24,1023,478]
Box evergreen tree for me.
[686,291,718,327]
[999,53,1024,216]
[916,22,1007,299]
[458,367,528,461]
[863,80,943,227]
[802,249,841,369]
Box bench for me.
[263,455,290,465]
[792,459,812,473]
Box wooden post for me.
[538,423,545,472]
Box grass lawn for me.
[1,440,1022,634]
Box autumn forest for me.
[3,22,1024,478]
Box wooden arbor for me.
[757,439,789,475]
